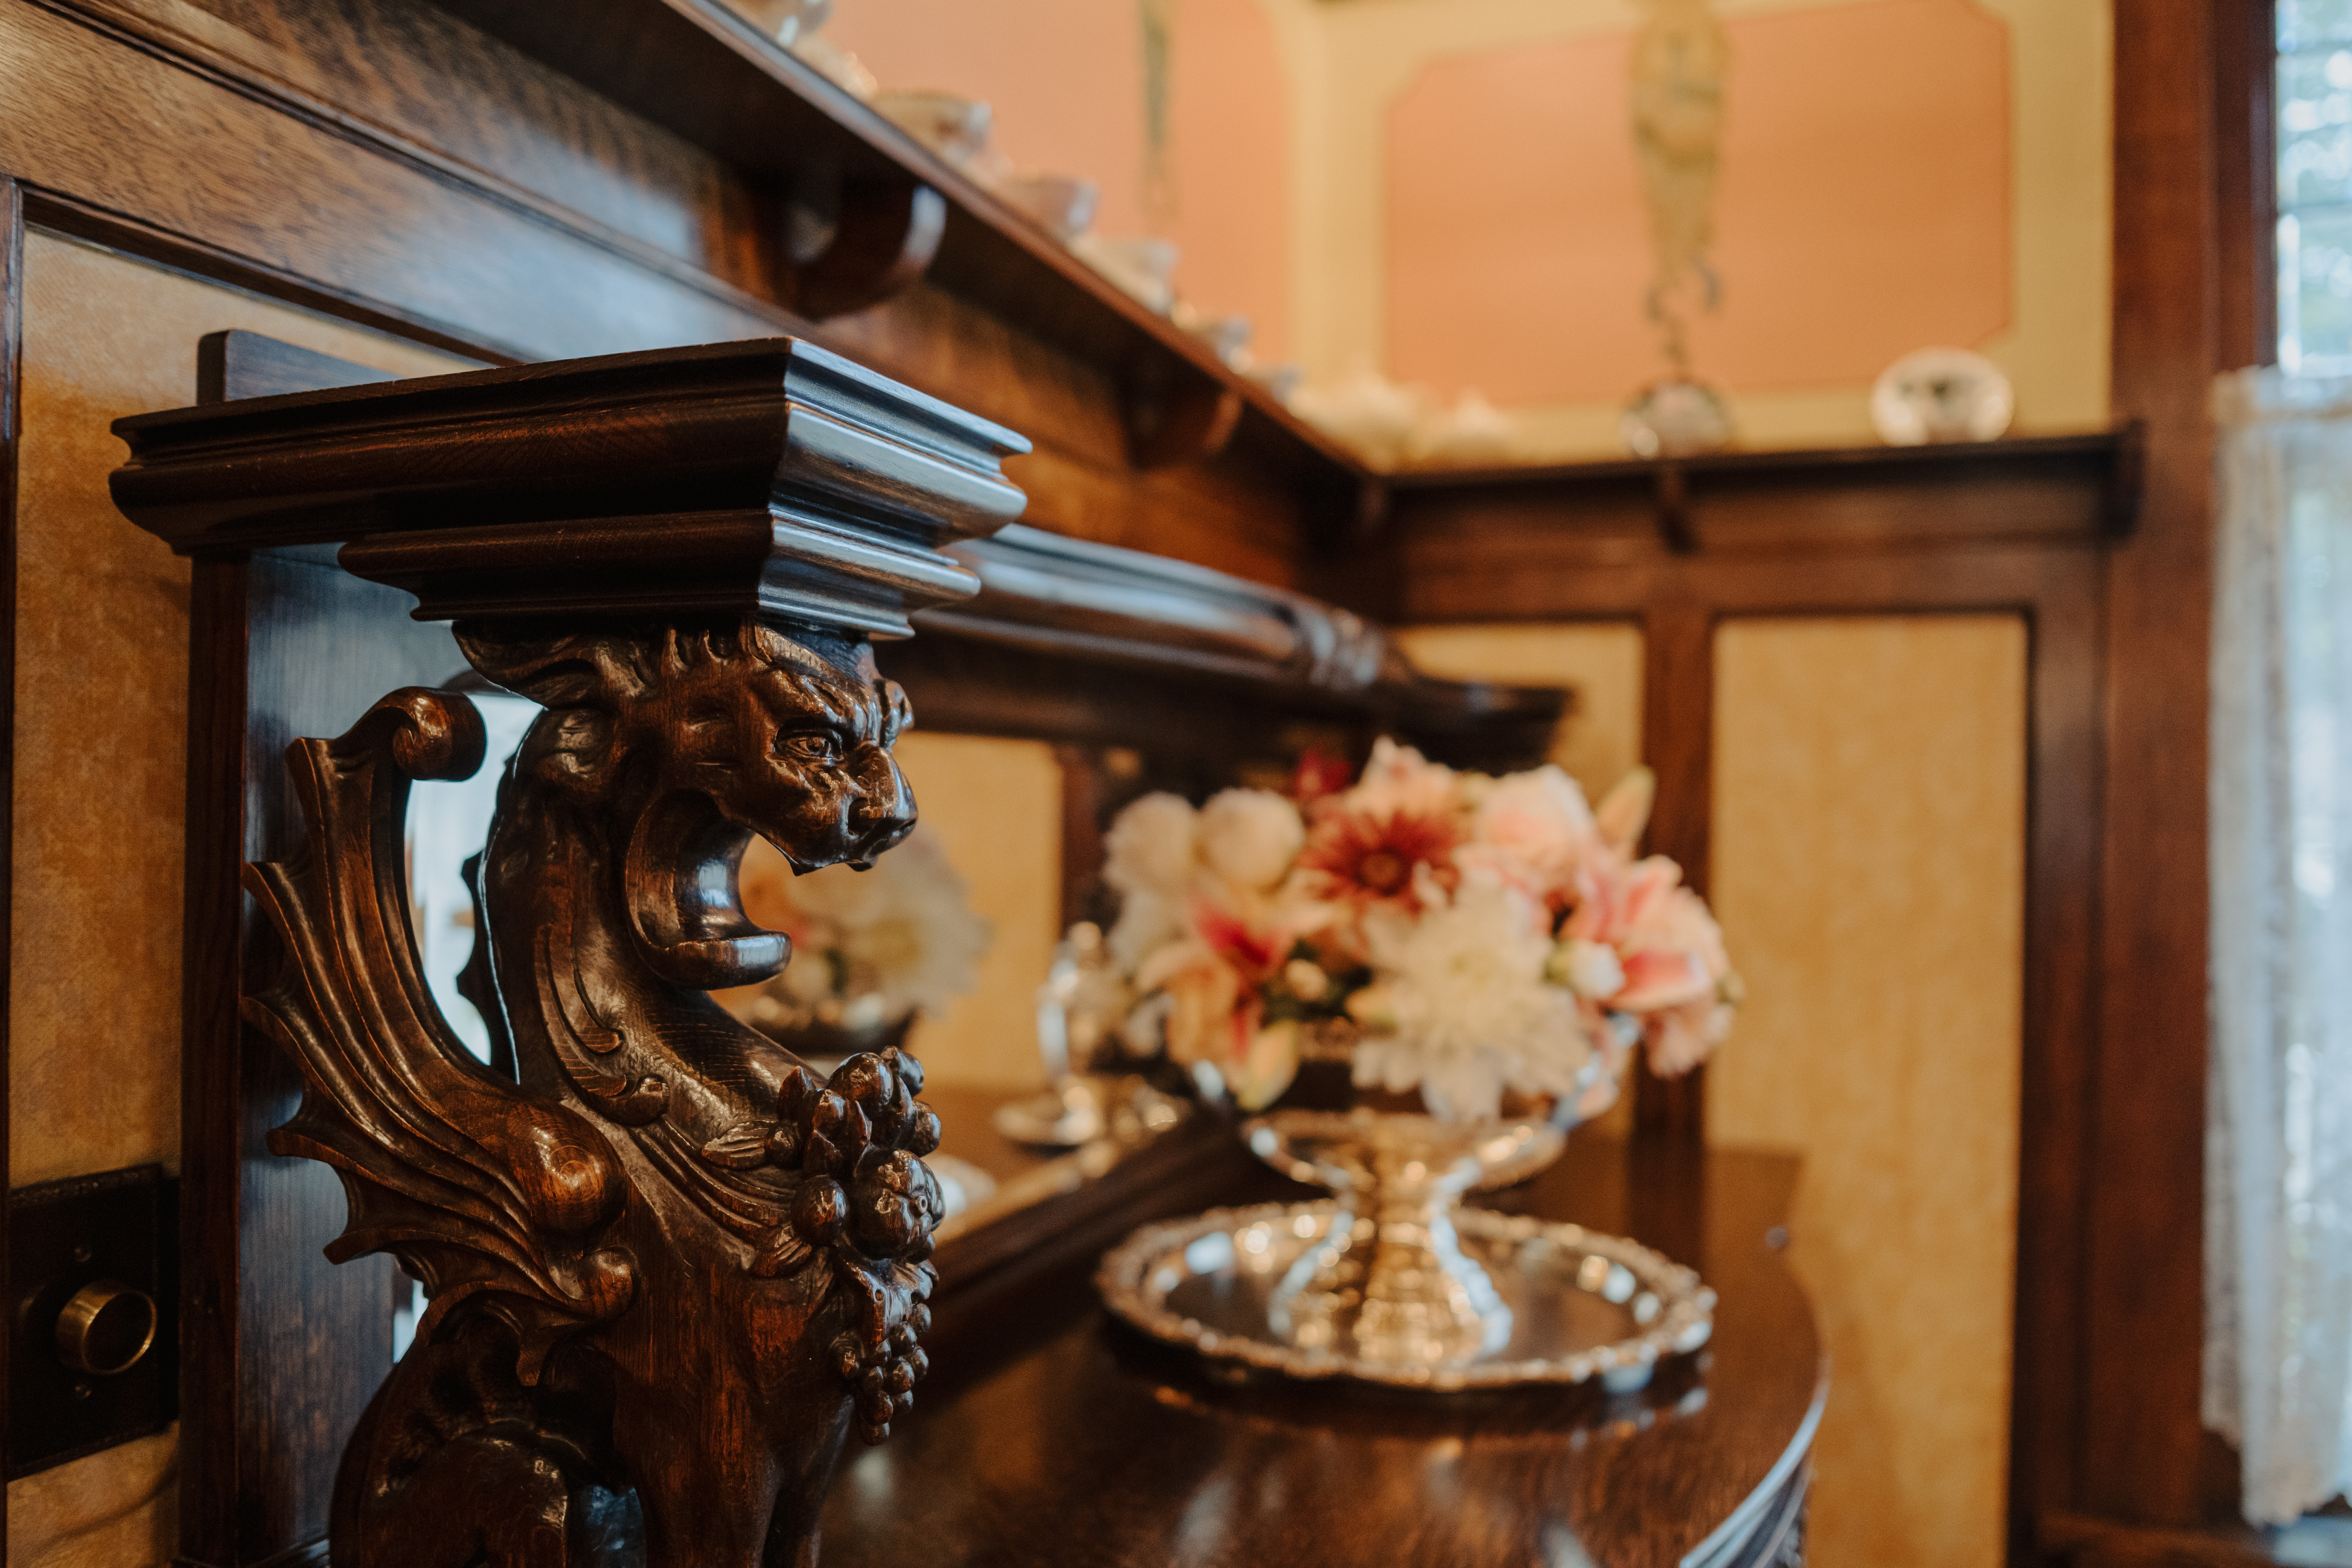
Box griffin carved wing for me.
[243,688,636,1383]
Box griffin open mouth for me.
[624,790,794,990]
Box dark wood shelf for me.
[1385,428,2134,492]
[1381,425,2145,562]
[427,0,1364,491]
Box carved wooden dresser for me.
[89,320,1825,1566]
[0,0,1830,1562]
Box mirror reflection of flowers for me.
[1089,741,1740,1120]
[723,826,994,1039]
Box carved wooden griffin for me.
[243,619,944,1568]
[110,336,1028,1564]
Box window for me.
[2280,1,2352,372]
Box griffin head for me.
[457,617,919,992]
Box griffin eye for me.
[778,730,842,764]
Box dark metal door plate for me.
[9,1163,177,1476]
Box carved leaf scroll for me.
[244,688,640,1385]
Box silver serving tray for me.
[1097,1199,1715,1391]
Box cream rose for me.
[1102,791,1198,899]
[1474,765,1598,889]
[1196,788,1306,890]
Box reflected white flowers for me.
[732,824,993,1026]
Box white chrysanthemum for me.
[1102,792,1199,899]
[1342,737,1460,821]
[781,826,993,1018]
[1196,788,1305,890]
[1353,875,1591,1120]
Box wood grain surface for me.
[2086,0,2232,1528]
[823,1135,1822,1568]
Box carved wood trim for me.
[138,332,1567,747]
[934,523,1562,734]
[112,337,1031,634]
[119,337,1024,1566]
[117,328,1571,1562]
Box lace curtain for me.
[2208,367,2352,1525]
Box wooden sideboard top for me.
[830,1135,1823,1568]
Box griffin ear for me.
[455,623,654,710]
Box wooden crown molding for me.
[936,523,1565,737]
[111,336,1030,638]
[119,332,1565,745]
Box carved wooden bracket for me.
[1120,354,1245,470]
[784,175,948,320]
[113,339,1027,1567]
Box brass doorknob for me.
[55,1280,157,1376]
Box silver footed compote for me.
[1244,1109,1565,1367]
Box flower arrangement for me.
[1088,740,1738,1120]
[723,825,994,1038]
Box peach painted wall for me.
[1385,0,2011,405]
[826,0,1294,357]
[1293,0,2111,458]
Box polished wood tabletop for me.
[822,1133,1824,1568]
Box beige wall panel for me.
[1709,614,2027,1568]
[10,232,466,1564]
[4,1429,176,1568]
[1394,620,1643,1137]
[1393,621,1644,798]
[890,732,1062,1092]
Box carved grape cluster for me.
[783,1049,945,1265]
[832,1307,932,1444]
[701,1046,943,1441]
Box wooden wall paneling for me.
[172,340,476,1565]
[1385,474,2114,1563]
[0,171,23,1566]
[2094,0,2222,1526]
[180,547,467,1566]
[96,0,791,295]
[0,3,787,360]
[2010,563,2107,1564]
[1383,435,2128,560]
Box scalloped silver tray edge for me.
[1096,1199,1716,1392]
